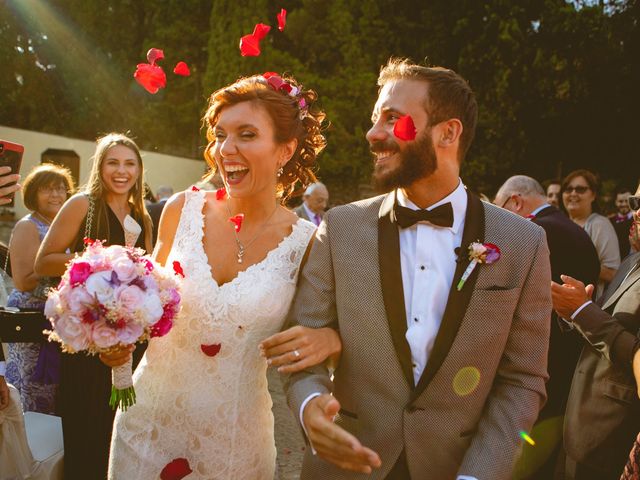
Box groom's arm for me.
[284,213,338,420]
[458,228,552,480]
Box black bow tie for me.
[393,202,454,229]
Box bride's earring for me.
[277,167,284,177]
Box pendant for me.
[237,245,245,264]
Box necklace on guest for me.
[33,211,52,225]
[225,200,280,264]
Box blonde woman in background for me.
[35,133,151,480]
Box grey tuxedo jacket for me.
[563,252,640,476]
[285,191,552,480]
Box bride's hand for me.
[259,326,342,374]
[99,345,134,368]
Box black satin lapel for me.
[378,202,414,389]
[411,191,485,403]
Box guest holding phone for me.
[0,166,21,205]
[4,164,74,414]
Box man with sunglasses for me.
[610,187,635,260]
[551,183,640,480]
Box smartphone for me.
[0,140,24,207]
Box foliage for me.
[1,0,638,201]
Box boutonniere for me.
[456,242,501,291]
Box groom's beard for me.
[371,131,438,193]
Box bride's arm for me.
[260,232,342,373]
[260,326,342,374]
[153,192,185,265]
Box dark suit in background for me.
[533,205,600,420]
[561,252,640,479]
[147,199,167,247]
[520,205,600,479]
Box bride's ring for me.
[293,349,301,358]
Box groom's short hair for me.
[378,58,478,162]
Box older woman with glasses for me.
[562,169,620,296]
[5,163,74,414]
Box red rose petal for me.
[239,24,271,57]
[147,48,164,66]
[277,9,287,31]
[263,71,278,79]
[172,261,185,278]
[200,343,221,357]
[240,34,261,57]
[215,187,227,200]
[228,214,244,233]
[173,61,190,76]
[83,237,95,246]
[393,115,417,141]
[267,76,284,90]
[191,185,200,191]
[253,23,271,40]
[134,63,167,94]
[160,458,192,480]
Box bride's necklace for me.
[225,200,280,264]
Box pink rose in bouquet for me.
[45,240,183,410]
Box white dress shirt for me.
[397,181,467,384]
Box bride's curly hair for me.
[202,73,327,200]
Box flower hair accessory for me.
[456,242,501,291]
[262,72,308,118]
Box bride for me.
[108,72,341,479]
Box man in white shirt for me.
[284,58,552,479]
[294,183,329,226]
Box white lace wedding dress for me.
[108,189,315,479]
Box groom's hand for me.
[303,394,381,474]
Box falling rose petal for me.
[228,214,244,233]
[240,34,261,57]
[215,187,227,200]
[134,63,167,94]
[239,24,271,57]
[172,261,185,278]
[146,48,165,66]
[83,237,95,246]
[253,23,271,40]
[191,185,200,192]
[277,8,287,31]
[200,343,221,357]
[263,72,278,79]
[393,115,417,141]
[173,61,190,76]
[160,458,192,480]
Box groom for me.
[285,58,552,479]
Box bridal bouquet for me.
[44,239,182,410]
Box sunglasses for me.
[629,195,640,211]
[563,186,590,194]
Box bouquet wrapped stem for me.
[110,356,136,411]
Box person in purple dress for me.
[5,163,74,414]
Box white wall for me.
[0,126,207,219]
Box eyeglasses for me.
[39,185,68,195]
[629,195,640,211]
[563,186,590,195]
[499,194,520,209]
